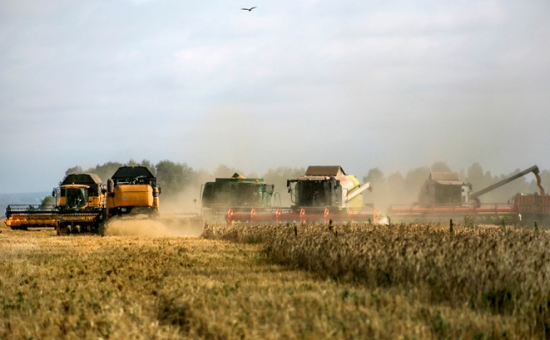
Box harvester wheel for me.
[57,224,69,236]
[98,221,107,237]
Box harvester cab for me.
[106,166,161,217]
[417,172,472,206]
[52,173,107,235]
[62,185,88,209]
[286,166,372,211]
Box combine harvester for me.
[202,166,376,225]
[4,166,162,235]
[5,173,108,235]
[388,165,549,225]
[200,173,276,224]
[106,166,161,218]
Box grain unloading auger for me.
[222,166,377,225]
[388,165,547,225]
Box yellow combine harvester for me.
[4,166,161,235]
[106,166,161,218]
[5,173,108,235]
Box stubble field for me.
[1,218,549,339]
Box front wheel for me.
[57,223,70,236]
[98,219,107,236]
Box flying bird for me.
[241,7,256,11]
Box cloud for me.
[0,0,549,193]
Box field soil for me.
[0,219,545,339]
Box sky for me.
[0,0,549,193]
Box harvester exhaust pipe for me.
[345,182,372,203]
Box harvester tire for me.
[98,221,107,237]
[57,224,69,236]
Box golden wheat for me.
[0,219,544,339]
[203,222,550,337]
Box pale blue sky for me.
[1,0,549,193]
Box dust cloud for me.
[160,185,203,215]
[105,216,204,237]
[103,181,206,237]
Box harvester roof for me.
[211,173,267,184]
[112,166,155,180]
[429,172,464,185]
[61,173,103,185]
[214,176,265,183]
[305,166,346,176]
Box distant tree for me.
[263,167,306,206]
[87,162,123,183]
[363,168,385,184]
[431,162,452,172]
[127,159,139,166]
[194,169,214,186]
[39,196,56,208]
[212,164,243,179]
[403,166,431,195]
[65,166,83,175]
[362,168,387,210]
[155,160,196,197]
[386,171,415,205]
[465,163,493,194]
[139,159,156,176]
[387,171,405,186]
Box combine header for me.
[5,205,57,230]
[389,165,549,225]
[217,166,376,225]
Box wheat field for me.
[1,218,548,339]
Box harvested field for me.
[0,219,548,339]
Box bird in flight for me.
[241,7,256,11]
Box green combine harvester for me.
[200,173,276,224]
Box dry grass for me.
[0,218,546,339]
